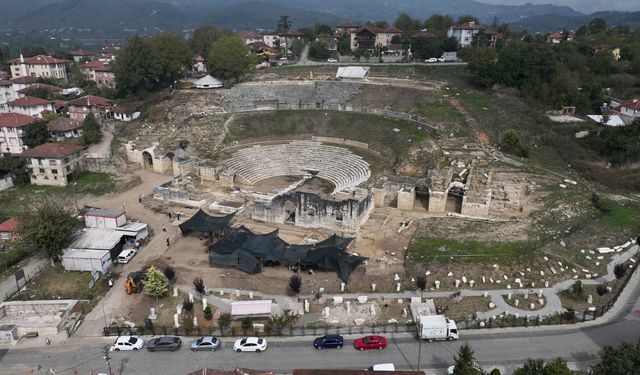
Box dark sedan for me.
[313,334,344,349]
[147,336,182,352]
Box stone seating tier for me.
[224,141,371,192]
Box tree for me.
[209,36,253,83]
[15,197,81,260]
[0,154,29,185]
[113,35,156,97]
[203,306,213,320]
[570,280,584,298]
[457,15,480,25]
[588,18,607,34]
[266,309,299,334]
[26,46,48,57]
[596,283,609,305]
[190,26,231,57]
[145,265,170,299]
[193,277,206,294]
[308,41,331,60]
[499,129,529,158]
[81,113,102,145]
[592,342,640,375]
[22,121,49,148]
[241,316,253,331]
[425,14,453,37]
[613,263,626,286]
[277,15,292,56]
[182,298,194,313]
[217,312,232,331]
[288,274,302,297]
[163,265,175,281]
[514,358,580,375]
[290,38,305,60]
[462,47,497,88]
[452,343,483,375]
[337,33,351,55]
[393,13,421,34]
[148,32,192,86]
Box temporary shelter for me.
[193,75,223,89]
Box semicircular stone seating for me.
[224,141,371,193]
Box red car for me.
[353,335,387,351]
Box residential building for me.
[8,54,67,80]
[99,44,120,61]
[66,95,113,121]
[0,112,38,154]
[20,143,86,186]
[315,35,338,51]
[6,96,55,118]
[10,76,39,93]
[618,98,640,124]
[350,26,402,50]
[193,55,207,76]
[262,33,280,48]
[237,31,263,45]
[69,50,96,63]
[262,30,304,51]
[81,60,115,88]
[47,117,83,140]
[16,83,62,98]
[0,80,17,111]
[336,21,361,35]
[546,32,565,44]
[447,21,485,48]
[0,72,9,80]
[112,106,140,122]
[0,219,18,241]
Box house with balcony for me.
[6,96,55,118]
[8,54,68,81]
[447,21,485,48]
[0,80,17,112]
[16,83,63,98]
[20,143,86,186]
[81,60,115,88]
[66,95,113,121]
[0,112,38,154]
[10,76,39,93]
[350,26,402,51]
[47,117,83,140]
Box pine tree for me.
[145,265,169,300]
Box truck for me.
[410,301,458,342]
[441,52,458,62]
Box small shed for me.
[84,208,127,229]
[115,222,149,241]
[193,75,223,89]
[68,228,124,259]
[61,249,111,273]
[230,300,272,319]
[336,66,370,79]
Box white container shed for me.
[62,249,111,273]
[84,208,127,229]
[115,222,149,241]
[230,300,273,319]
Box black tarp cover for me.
[179,209,234,235]
[209,227,366,282]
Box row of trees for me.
[451,341,639,375]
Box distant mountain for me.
[510,11,640,32]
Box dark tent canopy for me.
[179,209,234,235]
[209,227,366,283]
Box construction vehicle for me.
[124,272,146,295]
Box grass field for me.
[224,110,428,160]
[10,264,109,301]
[408,237,532,262]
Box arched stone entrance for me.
[142,151,153,169]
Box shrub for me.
[193,277,205,294]
[203,306,213,320]
[562,308,576,322]
[182,299,194,313]
[591,193,611,213]
[162,265,175,281]
[489,369,501,375]
[217,313,232,331]
[499,129,529,158]
[241,316,252,330]
[182,314,193,332]
[570,280,583,298]
[288,274,302,295]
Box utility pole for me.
[102,346,112,375]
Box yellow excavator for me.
[124,272,146,295]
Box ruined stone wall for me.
[397,186,416,210]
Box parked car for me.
[425,58,439,63]
[117,249,136,264]
[313,334,344,349]
[354,335,387,350]
[190,336,221,351]
[327,58,338,63]
[110,336,144,351]
[234,337,267,352]
[396,56,409,63]
[147,336,182,352]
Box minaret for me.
[18,53,28,77]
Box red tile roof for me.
[10,76,39,84]
[0,219,18,233]
[47,117,82,132]
[193,55,206,62]
[355,26,402,35]
[82,60,112,72]
[0,79,11,86]
[620,98,640,110]
[0,113,38,128]
[0,71,9,80]
[112,105,138,114]
[19,143,85,159]
[547,32,564,39]
[7,96,54,107]
[237,31,262,39]
[451,22,485,30]
[16,83,62,94]
[8,55,67,65]
[66,95,113,108]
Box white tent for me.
[336,66,370,79]
[587,115,626,127]
[193,75,223,89]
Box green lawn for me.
[10,264,109,301]
[408,237,532,262]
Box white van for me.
[118,249,136,264]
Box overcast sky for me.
[480,0,640,13]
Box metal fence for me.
[2,262,48,302]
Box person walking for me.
[138,193,142,203]
[162,225,166,233]
[166,238,170,247]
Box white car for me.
[233,337,267,352]
[110,336,144,351]
[118,249,136,264]
[327,58,338,63]
[425,58,439,63]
